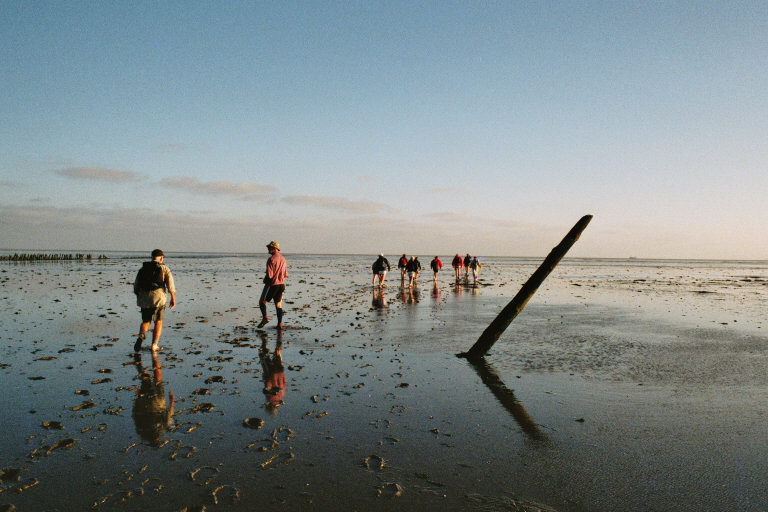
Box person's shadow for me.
[259,330,286,413]
[132,351,174,445]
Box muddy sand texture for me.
[1,255,768,511]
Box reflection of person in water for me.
[132,351,174,445]
[372,287,387,309]
[260,331,285,413]
[406,285,419,304]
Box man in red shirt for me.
[430,256,443,283]
[258,241,287,329]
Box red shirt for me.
[265,252,287,285]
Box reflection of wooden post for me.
[466,357,546,441]
[460,215,593,360]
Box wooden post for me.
[459,214,593,360]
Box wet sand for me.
[1,254,767,511]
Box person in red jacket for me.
[430,256,443,283]
[451,254,462,281]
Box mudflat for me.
[1,254,767,511]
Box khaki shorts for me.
[141,306,165,323]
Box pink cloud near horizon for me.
[158,177,278,200]
[53,167,142,182]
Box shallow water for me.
[1,254,767,511]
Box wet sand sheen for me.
[1,254,767,511]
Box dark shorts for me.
[141,306,165,323]
[260,284,285,304]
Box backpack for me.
[136,261,163,292]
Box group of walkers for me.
[372,253,482,288]
[133,241,286,352]
[133,244,481,352]
[130,244,484,423]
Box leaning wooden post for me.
[459,214,593,360]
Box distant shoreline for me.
[1,248,766,265]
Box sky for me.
[2,1,767,259]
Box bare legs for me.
[138,319,163,351]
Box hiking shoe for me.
[257,317,269,328]
[134,335,143,352]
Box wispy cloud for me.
[0,203,271,251]
[423,211,533,230]
[0,202,721,258]
[53,167,142,182]
[281,195,398,214]
[159,177,278,200]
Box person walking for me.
[134,249,176,352]
[463,253,472,279]
[430,256,442,282]
[406,256,422,288]
[371,253,391,287]
[451,254,462,281]
[470,256,482,283]
[258,241,287,329]
[397,254,408,283]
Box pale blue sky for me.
[2,1,767,258]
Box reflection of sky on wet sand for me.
[1,254,768,510]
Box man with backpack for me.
[134,249,176,352]
[451,254,463,281]
[470,256,482,284]
[371,253,391,287]
[406,256,422,288]
[397,254,408,284]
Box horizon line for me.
[1,248,767,264]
